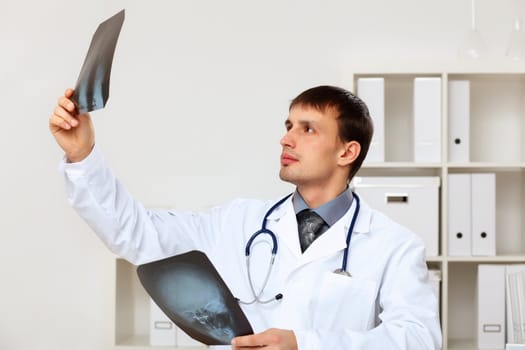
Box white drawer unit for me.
[353,176,440,257]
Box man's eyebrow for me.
[285,119,316,126]
[284,119,320,132]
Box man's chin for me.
[279,170,298,185]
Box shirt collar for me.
[292,187,353,227]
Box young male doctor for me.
[49,85,442,350]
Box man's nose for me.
[280,130,295,148]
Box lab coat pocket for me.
[314,272,377,331]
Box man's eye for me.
[305,127,314,133]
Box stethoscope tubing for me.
[341,192,360,273]
[244,193,293,257]
[241,191,360,304]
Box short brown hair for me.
[290,85,373,181]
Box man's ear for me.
[338,141,361,166]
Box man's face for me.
[279,104,347,189]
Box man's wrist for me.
[66,144,95,163]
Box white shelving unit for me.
[351,69,525,350]
[113,68,525,350]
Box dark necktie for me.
[296,209,328,252]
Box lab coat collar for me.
[300,196,372,264]
[266,193,372,231]
[265,193,372,264]
[266,196,301,258]
[353,196,372,235]
[266,194,293,221]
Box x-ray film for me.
[72,9,125,113]
[137,250,254,345]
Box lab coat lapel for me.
[266,197,302,259]
[300,219,347,264]
[291,197,373,274]
[265,194,374,277]
[353,198,372,235]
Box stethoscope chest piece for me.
[333,268,352,277]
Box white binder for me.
[357,78,385,163]
[447,174,472,256]
[414,77,442,163]
[477,265,506,349]
[471,173,496,256]
[149,298,176,346]
[448,80,470,162]
[506,265,525,344]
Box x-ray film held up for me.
[72,9,125,114]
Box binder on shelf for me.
[150,298,176,346]
[448,80,470,163]
[519,273,525,344]
[506,265,525,344]
[477,265,506,350]
[471,173,496,256]
[448,174,472,256]
[413,77,442,163]
[357,77,385,163]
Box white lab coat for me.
[61,145,442,350]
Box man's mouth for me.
[281,153,298,165]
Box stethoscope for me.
[237,191,361,305]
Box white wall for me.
[0,0,523,349]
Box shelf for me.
[426,256,444,262]
[115,335,207,349]
[363,162,525,171]
[363,162,443,169]
[447,339,478,350]
[349,66,525,76]
[446,255,525,263]
[447,338,508,350]
[357,167,442,177]
[447,163,525,171]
